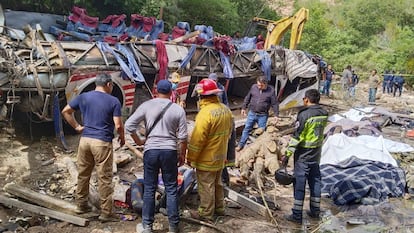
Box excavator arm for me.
[252,7,309,50]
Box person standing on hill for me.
[393,73,405,97]
[281,89,328,224]
[349,70,359,99]
[387,71,395,94]
[61,73,125,222]
[342,65,353,99]
[368,69,380,105]
[382,70,391,94]
[236,76,279,151]
[322,64,335,97]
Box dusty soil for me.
[0,80,414,233]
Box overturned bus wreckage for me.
[0,5,320,128]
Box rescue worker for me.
[382,70,391,94]
[208,73,235,186]
[187,78,233,222]
[281,89,328,224]
[393,73,405,97]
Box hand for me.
[118,135,125,146]
[281,155,289,168]
[241,109,247,116]
[75,125,84,133]
[177,154,185,167]
[273,116,279,125]
[186,159,192,167]
[179,100,186,108]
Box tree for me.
[297,2,329,54]
[172,0,241,35]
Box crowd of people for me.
[61,64,412,231]
[382,70,406,97]
[320,64,407,105]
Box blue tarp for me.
[219,51,234,79]
[179,44,196,69]
[97,42,145,82]
[257,50,271,81]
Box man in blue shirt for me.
[61,73,125,222]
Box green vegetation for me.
[297,0,414,80]
[2,0,413,81]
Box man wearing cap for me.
[125,79,188,233]
[208,73,235,186]
[236,76,279,151]
[61,73,125,222]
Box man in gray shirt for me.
[125,80,187,233]
[342,65,353,99]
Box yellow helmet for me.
[171,72,180,83]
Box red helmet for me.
[194,78,222,96]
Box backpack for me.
[352,74,359,84]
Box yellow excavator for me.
[246,7,309,50]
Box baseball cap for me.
[208,73,218,81]
[157,80,172,94]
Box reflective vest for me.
[286,105,328,157]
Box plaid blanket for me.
[321,156,406,205]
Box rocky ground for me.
[0,79,414,233]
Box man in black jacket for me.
[236,76,279,151]
[281,89,328,224]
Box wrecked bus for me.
[0,5,320,125]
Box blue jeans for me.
[348,86,355,98]
[142,149,179,229]
[368,88,377,103]
[238,111,268,148]
[292,161,321,219]
[323,80,331,96]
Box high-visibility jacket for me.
[286,105,328,162]
[187,96,233,171]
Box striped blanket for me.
[321,156,406,205]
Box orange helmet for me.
[194,78,222,96]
